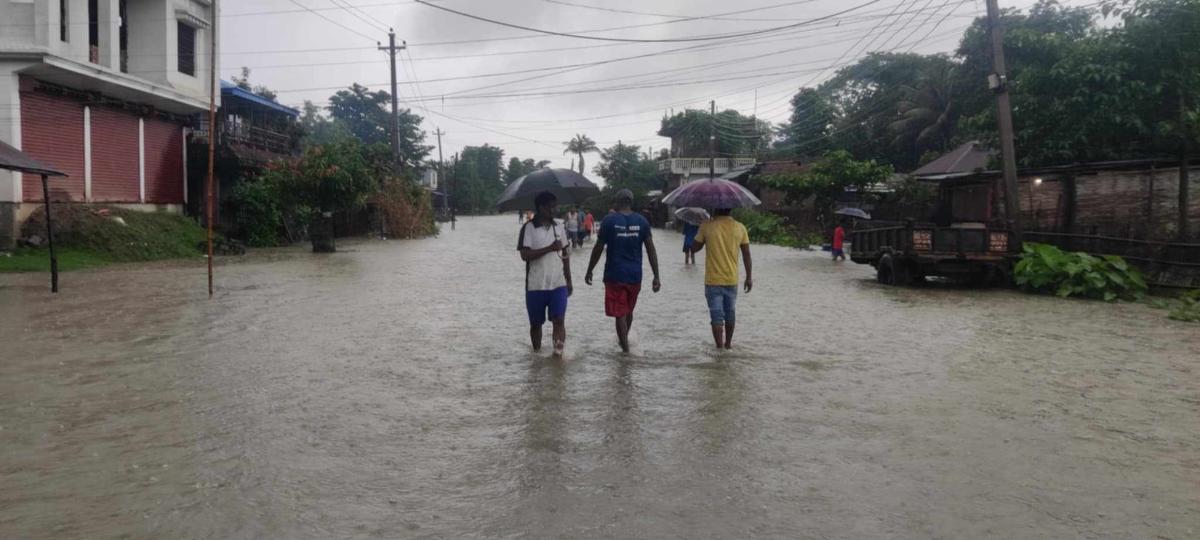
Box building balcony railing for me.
[194,119,296,156]
[659,157,757,176]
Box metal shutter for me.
[143,118,184,204]
[90,107,140,202]
[20,91,86,201]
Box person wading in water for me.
[518,192,573,356]
[585,189,661,353]
[690,208,752,349]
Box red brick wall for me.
[90,107,140,202]
[20,92,86,202]
[142,118,184,204]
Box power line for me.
[287,0,380,43]
[327,0,392,32]
[413,0,885,43]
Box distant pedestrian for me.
[682,222,700,265]
[585,189,661,353]
[690,208,752,350]
[518,192,573,357]
[565,208,580,248]
[583,211,595,242]
[832,223,847,262]
[575,207,587,246]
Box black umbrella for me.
[495,168,600,211]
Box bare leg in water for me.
[615,314,633,353]
[551,318,566,356]
[530,324,542,351]
[711,325,723,349]
[724,322,735,349]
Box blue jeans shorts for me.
[526,286,569,325]
[704,285,738,326]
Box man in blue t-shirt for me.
[585,189,661,353]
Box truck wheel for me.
[877,255,894,284]
[878,254,914,286]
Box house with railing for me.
[0,0,219,247]
[186,80,300,225]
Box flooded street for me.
[2,214,1198,539]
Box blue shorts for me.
[704,285,738,326]
[832,248,845,257]
[526,286,569,325]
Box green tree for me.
[594,141,660,195]
[299,100,351,147]
[1113,0,1200,239]
[449,145,506,214]
[889,65,959,157]
[563,134,598,175]
[778,88,835,159]
[327,84,432,169]
[659,108,771,157]
[230,66,279,102]
[504,157,552,185]
[761,150,893,224]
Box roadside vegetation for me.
[226,76,437,250]
[1149,289,1200,322]
[1014,243,1148,301]
[0,206,208,272]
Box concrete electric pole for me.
[379,30,406,173]
[709,100,717,179]
[435,128,453,230]
[986,0,1022,237]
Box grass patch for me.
[1,205,209,273]
[0,247,113,273]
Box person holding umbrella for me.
[663,177,760,350]
[585,189,661,354]
[518,192,574,357]
[499,169,598,356]
[675,208,710,265]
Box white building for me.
[0,0,219,246]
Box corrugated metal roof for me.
[911,141,992,178]
[221,81,300,117]
[0,139,67,177]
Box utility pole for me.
[379,30,406,173]
[986,0,1022,237]
[709,100,717,179]
[205,0,218,297]
[435,127,453,230]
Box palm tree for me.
[563,134,598,175]
[889,66,958,156]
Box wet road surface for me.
[2,215,1198,539]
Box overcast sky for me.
[221,0,1050,182]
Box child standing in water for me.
[682,221,700,265]
[832,222,847,262]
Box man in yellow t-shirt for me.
[691,208,753,349]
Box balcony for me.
[194,118,296,156]
[659,157,757,177]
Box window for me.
[60,0,69,42]
[177,22,196,76]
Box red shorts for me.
[604,282,641,318]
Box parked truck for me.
[850,221,1018,285]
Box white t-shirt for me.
[518,220,569,291]
[565,212,579,232]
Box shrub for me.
[732,209,800,247]
[1014,242,1147,301]
[20,205,208,262]
[228,179,284,247]
[373,176,437,239]
[1167,289,1200,322]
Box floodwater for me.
[2,215,1198,539]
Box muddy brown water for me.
[2,215,1198,539]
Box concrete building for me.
[0,0,219,247]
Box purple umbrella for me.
[662,177,761,209]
